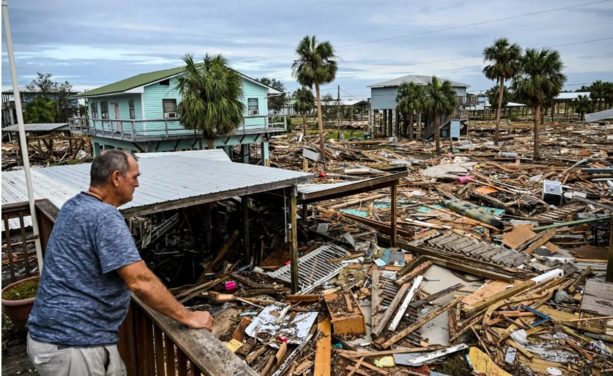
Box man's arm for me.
[117,261,213,331]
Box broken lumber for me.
[388,276,423,331]
[379,297,462,349]
[410,283,463,308]
[314,318,331,376]
[462,281,536,315]
[371,282,411,338]
[395,261,432,285]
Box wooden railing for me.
[1,200,58,286]
[119,295,257,376]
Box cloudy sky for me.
[2,0,612,99]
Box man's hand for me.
[186,311,214,331]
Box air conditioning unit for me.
[248,110,259,115]
[164,112,177,119]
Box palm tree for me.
[512,48,566,161]
[24,97,57,123]
[175,53,244,142]
[423,77,458,153]
[483,38,522,146]
[589,80,605,112]
[293,87,315,136]
[573,95,591,120]
[396,82,423,141]
[292,35,338,165]
[600,81,613,111]
[485,84,511,115]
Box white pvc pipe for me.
[3,0,44,273]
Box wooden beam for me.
[389,276,423,331]
[378,297,462,349]
[410,283,464,308]
[314,318,331,376]
[371,282,411,338]
[462,281,536,316]
[395,261,433,285]
[242,197,250,264]
[391,183,398,247]
[289,191,299,293]
[299,172,408,202]
[371,269,382,328]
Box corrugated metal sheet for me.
[368,74,470,89]
[556,92,590,101]
[2,123,70,132]
[2,150,311,230]
[135,149,231,162]
[585,108,613,122]
[298,180,359,195]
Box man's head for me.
[90,150,140,207]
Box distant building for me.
[1,87,80,127]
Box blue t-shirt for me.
[28,192,142,347]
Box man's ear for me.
[111,170,121,187]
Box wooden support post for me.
[289,190,299,293]
[261,138,269,166]
[390,183,398,247]
[302,203,308,224]
[243,196,250,265]
[607,219,613,283]
[241,143,249,164]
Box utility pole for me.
[3,0,44,272]
[337,85,341,141]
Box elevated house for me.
[71,66,285,164]
[368,74,470,140]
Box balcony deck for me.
[69,115,287,142]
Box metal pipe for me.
[2,0,44,272]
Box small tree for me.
[292,35,338,166]
[293,87,315,135]
[175,53,244,141]
[603,82,613,110]
[26,72,57,93]
[423,77,457,153]
[257,77,287,114]
[24,97,57,123]
[589,80,605,112]
[483,38,523,146]
[396,82,423,141]
[573,95,591,120]
[485,85,511,115]
[512,48,566,161]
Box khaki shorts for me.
[27,334,126,376]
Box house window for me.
[248,98,259,115]
[160,79,170,86]
[100,101,109,119]
[90,101,98,118]
[129,99,135,119]
[163,99,177,118]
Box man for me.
[27,150,213,375]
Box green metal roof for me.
[76,65,281,98]
[75,66,186,98]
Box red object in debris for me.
[319,172,327,178]
[285,261,291,265]
[276,336,288,343]
[456,176,475,184]
[224,281,237,291]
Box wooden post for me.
[261,138,269,166]
[607,219,613,283]
[391,183,398,247]
[241,143,249,164]
[243,196,250,265]
[302,203,308,224]
[289,190,299,293]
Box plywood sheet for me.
[502,224,536,250]
[582,280,613,316]
[462,281,514,306]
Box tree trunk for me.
[533,105,540,161]
[434,111,440,153]
[408,112,414,141]
[417,112,422,139]
[494,76,504,146]
[303,114,307,136]
[314,82,326,166]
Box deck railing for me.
[69,115,288,142]
[1,200,58,286]
[2,200,254,376]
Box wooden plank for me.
[144,315,156,375]
[164,335,176,376]
[411,283,463,308]
[153,325,166,376]
[371,269,382,328]
[568,266,593,293]
[314,318,331,376]
[462,281,513,306]
[523,230,555,254]
[395,261,432,285]
[339,354,388,375]
[582,280,613,316]
[379,297,462,349]
[502,224,536,250]
[202,230,239,276]
[391,183,398,246]
[290,193,299,293]
[3,216,15,280]
[18,214,31,277]
[389,276,423,331]
[462,281,535,315]
[177,348,188,376]
[371,283,411,338]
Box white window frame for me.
[248,98,259,115]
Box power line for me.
[234,0,611,66]
[339,0,612,48]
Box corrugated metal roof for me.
[368,75,470,89]
[298,180,358,195]
[585,108,613,122]
[2,123,70,132]
[2,150,312,230]
[556,92,590,101]
[135,149,231,162]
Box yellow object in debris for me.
[223,339,243,353]
[374,356,395,367]
[468,347,511,376]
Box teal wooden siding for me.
[142,77,185,136]
[242,79,267,129]
[88,94,143,133]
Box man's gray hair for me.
[90,150,138,187]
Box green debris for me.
[2,278,39,300]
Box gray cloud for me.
[3,0,612,97]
